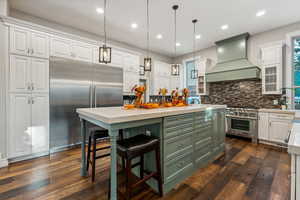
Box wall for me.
[0,0,9,16]
[0,21,8,165]
[201,80,281,109]
[9,9,173,64]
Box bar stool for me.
[116,134,163,200]
[87,128,125,182]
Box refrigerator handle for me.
[94,85,97,108]
[89,85,93,108]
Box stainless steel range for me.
[226,107,258,143]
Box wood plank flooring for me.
[0,137,291,200]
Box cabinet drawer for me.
[164,151,193,183]
[195,120,212,129]
[195,146,212,168]
[164,133,193,161]
[195,136,212,151]
[269,113,294,120]
[195,127,211,143]
[164,123,193,139]
[164,113,194,124]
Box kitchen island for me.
[77,104,226,200]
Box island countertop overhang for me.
[76,104,227,124]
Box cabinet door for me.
[10,26,30,56]
[9,94,32,158]
[258,113,269,140]
[50,37,72,58]
[10,55,31,93]
[31,31,49,59]
[72,42,93,62]
[269,119,291,144]
[31,58,49,93]
[261,46,281,65]
[111,49,124,67]
[31,94,49,154]
[262,64,281,94]
[124,53,139,72]
[123,71,139,93]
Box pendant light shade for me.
[171,64,180,76]
[191,19,198,79]
[171,5,180,76]
[99,0,112,64]
[144,0,152,71]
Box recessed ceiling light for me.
[195,34,201,39]
[176,42,181,47]
[131,23,138,29]
[256,10,266,17]
[221,24,229,30]
[156,34,163,39]
[96,8,104,14]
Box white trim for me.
[286,31,300,109]
[0,158,8,168]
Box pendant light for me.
[191,19,198,79]
[99,0,112,64]
[171,5,180,76]
[144,0,152,71]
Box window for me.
[185,60,197,96]
[293,38,300,109]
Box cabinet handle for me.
[31,97,34,104]
[27,97,31,104]
[269,122,272,127]
[31,83,34,91]
[285,130,291,143]
[31,49,34,55]
[27,48,30,54]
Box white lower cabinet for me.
[8,93,49,158]
[9,94,32,158]
[258,112,293,145]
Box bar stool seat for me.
[117,135,159,159]
[115,134,163,200]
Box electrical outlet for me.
[273,100,279,105]
[145,130,151,136]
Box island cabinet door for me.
[211,110,226,153]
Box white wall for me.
[0,0,9,16]
[0,22,8,163]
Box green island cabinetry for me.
[128,108,226,194]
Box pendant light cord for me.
[104,0,107,46]
[147,0,149,58]
[193,21,196,61]
[174,7,177,58]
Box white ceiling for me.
[9,0,300,57]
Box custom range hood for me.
[206,33,260,82]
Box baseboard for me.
[0,158,8,168]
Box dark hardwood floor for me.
[0,137,290,200]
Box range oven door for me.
[226,117,255,137]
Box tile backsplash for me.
[201,79,281,109]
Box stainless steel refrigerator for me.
[49,57,123,152]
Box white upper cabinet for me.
[9,93,32,158]
[196,58,209,96]
[31,94,49,154]
[10,26,30,56]
[111,49,124,67]
[31,58,49,93]
[123,71,139,94]
[9,55,31,93]
[30,31,49,58]
[260,42,283,95]
[72,41,94,62]
[123,53,139,73]
[10,55,49,93]
[50,36,72,59]
[10,26,49,59]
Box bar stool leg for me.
[92,136,97,182]
[155,146,163,197]
[125,158,132,200]
[140,155,144,179]
[86,136,92,171]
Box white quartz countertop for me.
[77,104,226,124]
[259,108,296,115]
[288,122,300,155]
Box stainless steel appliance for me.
[49,57,123,152]
[226,107,258,143]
